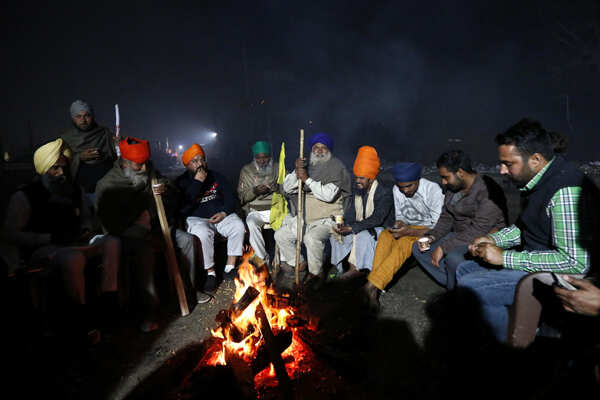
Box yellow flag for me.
[269,142,288,230]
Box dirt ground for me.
[5,170,599,399]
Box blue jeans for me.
[456,261,528,342]
[411,233,468,289]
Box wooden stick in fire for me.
[151,177,190,316]
[295,129,305,286]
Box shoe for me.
[196,291,213,304]
[303,273,324,291]
[223,268,237,281]
[139,319,159,333]
[361,282,381,314]
[279,262,294,274]
[338,268,365,281]
[204,274,218,294]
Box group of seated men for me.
[1,98,598,347]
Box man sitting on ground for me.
[274,132,352,290]
[330,146,393,280]
[176,144,245,294]
[362,162,444,311]
[0,139,120,343]
[457,119,595,342]
[237,141,278,265]
[412,150,507,289]
[95,137,202,332]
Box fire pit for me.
[126,252,372,400]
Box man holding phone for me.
[456,119,596,342]
[60,99,118,205]
[361,162,444,311]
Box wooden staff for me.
[295,129,304,285]
[151,177,190,316]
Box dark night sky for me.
[3,0,599,174]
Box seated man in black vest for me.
[456,119,596,343]
[0,139,120,343]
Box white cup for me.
[418,237,431,251]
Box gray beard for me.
[309,151,331,166]
[254,159,274,177]
[123,167,149,189]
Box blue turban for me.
[308,132,334,152]
[392,162,422,182]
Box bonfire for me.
[196,251,316,395]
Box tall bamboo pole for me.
[295,129,304,286]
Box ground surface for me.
[5,168,598,399]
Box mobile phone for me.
[552,273,577,291]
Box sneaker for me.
[223,268,237,281]
[204,274,218,294]
[196,291,213,304]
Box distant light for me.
[178,145,183,150]
[210,132,218,139]
[3,152,9,162]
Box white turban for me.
[70,99,93,118]
[33,139,72,175]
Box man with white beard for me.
[95,137,204,333]
[237,141,278,265]
[274,132,352,290]
[0,138,120,344]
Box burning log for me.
[250,329,292,375]
[213,286,260,342]
[255,303,291,393]
[231,286,260,317]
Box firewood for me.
[255,303,291,393]
[231,286,260,317]
[250,330,293,375]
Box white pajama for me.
[246,210,271,260]
[274,213,334,275]
[186,214,245,269]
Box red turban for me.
[119,137,150,164]
[182,144,205,166]
[353,146,380,180]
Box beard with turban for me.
[33,138,72,175]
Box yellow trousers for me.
[367,227,424,290]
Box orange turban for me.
[182,144,205,166]
[353,146,380,180]
[119,137,150,164]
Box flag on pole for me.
[269,142,288,230]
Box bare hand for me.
[554,277,600,316]
[334,224,353,235]
[253,184,271,195]
[471,242,503,265]
[194,167,207,182]
[468,235,495,255]
[431,245,444,268]
[209,212,226,224]
[389,225,409,239]
[152,183,166,195]
[80,148,100,161]
[393,220,408,229]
